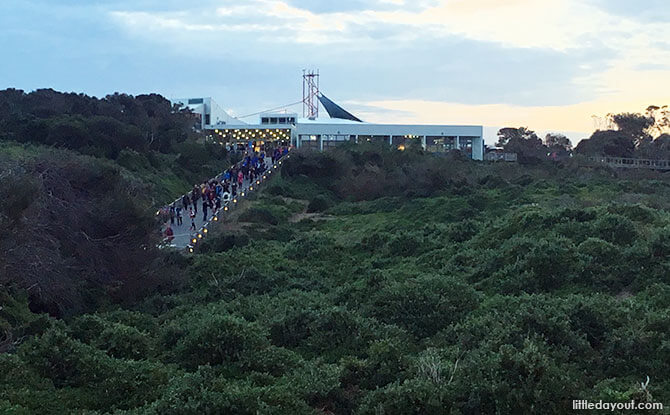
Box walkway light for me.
[233,199,238,203]
[192,238,198,244]
[224,206,229,211]
[241,192,245,197]
[198,233,203,239]
[256,180,260,185]
[203,228,208,234]
[250,186,254,191]
[213,216,218,221]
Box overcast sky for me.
[2,0,669,143]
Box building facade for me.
[170,97,243,130]
[173,97,485,160]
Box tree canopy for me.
[577,106,670,159]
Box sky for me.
[2,0,669,144]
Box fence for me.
[585,156,670,171]
[485,152,518,162]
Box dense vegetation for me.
[0,89,234,318]
[3,136,670,413]
[0,89,231,203]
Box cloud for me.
[586,0,670,22]
[2,0,668,137]
[106,0,621,106]
[277,0,440,14]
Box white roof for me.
[297,117,366,125]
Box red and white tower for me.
[302,69,320,119]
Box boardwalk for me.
[586,156,670,171]
[160,156,287,251]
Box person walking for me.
[164,225,174,244]
[238,171,244,187]
[176,206,183,226]
[202,198,208,221]
[169,204,176,225]
[182,194,190,210]
[189,208,196,230]
[191,187,199,213]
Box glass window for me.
[301,136,320,150]
[188,98,204,105]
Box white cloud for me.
[105,0,670,133]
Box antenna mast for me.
[302,69,320,119]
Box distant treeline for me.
[0,89,200,157]
[496,105,670,163]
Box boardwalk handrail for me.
[158,151,290,252]
[585,156,670,171]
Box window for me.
[323,136,349,149]
[188,98,204,105]
[279,118,287,124]
[204,114,210,125]
[301,135,320,150]
[270,118,278,124]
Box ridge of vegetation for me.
[1,90,669,414]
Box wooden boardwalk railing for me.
[585,156,670,171]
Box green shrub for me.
[592,213,637,245]
[386,232,424,257]
[369,275,481,338]
[238,207,280,225]
[95,322,153,360]
[306,195,331,213]
[199,233,250,253]
[18,327,113,388]
[171,314,269,369]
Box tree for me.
[645,105,670,136]
[575,130,635,158]
[545,133,572,151]
[496,127,539,148]
[636,133,670,160]
[496,127,547,163]
[609,112,654,146]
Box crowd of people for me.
[161,146,289,244]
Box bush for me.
[306,195,331,213]
[199,233,250,253]
[95,322,153,359]
[593,213,637,245]
[18,327,111,387]
[369,275,481,338]
[171,313,269,369]
[238,207,280,225]
[386,232,424,257]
